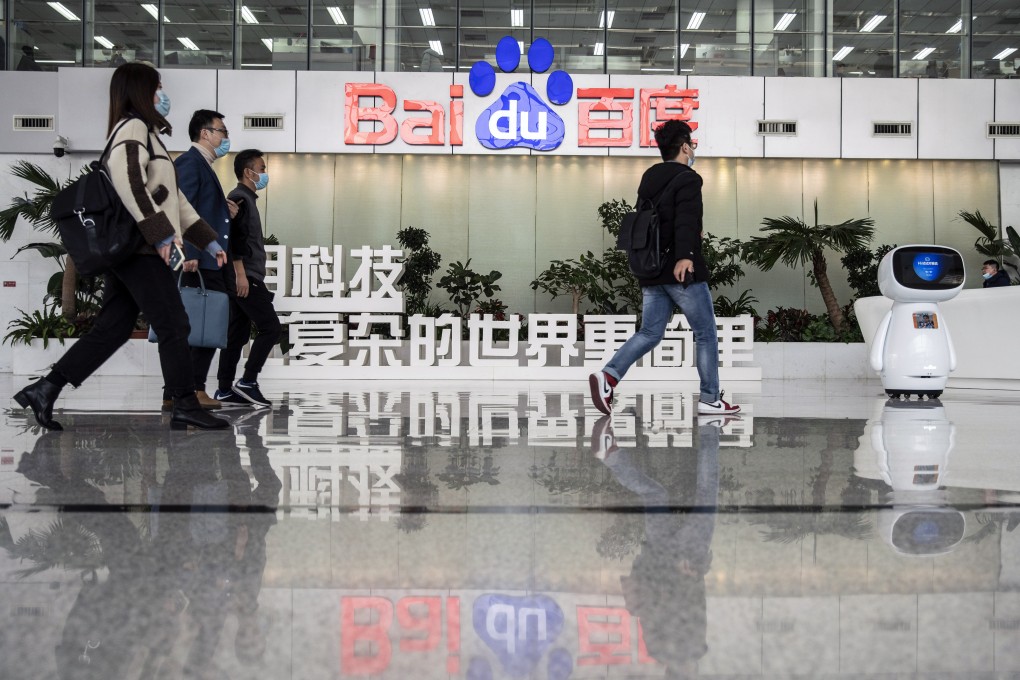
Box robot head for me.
[878,245,965,302]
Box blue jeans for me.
[604,281,720,403]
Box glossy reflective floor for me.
[3,375,1020,680]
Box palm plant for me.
[744,200,875,333]
[0,161,82,319]
[959,209,1020,281]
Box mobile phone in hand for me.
[168,243,185,271]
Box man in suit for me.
[171,109,238,410]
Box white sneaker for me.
[697,390,740,415]
[698,414,741,428]
[590,415,619,460]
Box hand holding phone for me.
[168,243,185,271]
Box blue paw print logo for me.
[469,36,573,151]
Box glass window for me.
[384,0,455,72]
[606,0,676,75]
[237,2,309,70]
[164,0,233,68]
[458,0,527,74]
[11,0,83,69]
[311,0,378,71]
[88,0,157,67]
[899,0,964,78]
[682,0,751,75]
[1,0,7,70]
[533,0,602,73]
[972,0,1020,78]
[754,0,826,76]
[830,0,894,76]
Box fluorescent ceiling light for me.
[326,7,347,25]
[241,6,258,24]
[429,40,443,56]
[774,13,796,31]
[141,3,169,22]
[511,9,523,27]
[680,43,690,58]
[686,11,706,30]
[94,36,115,49]
[177,37,200,50]
[947,19,962,34]
[593,42,604,56]
[860,15,886,32]
[641,68,673,72]
[261,38,273,51]
[599,10,615,28]
[993,47,1017,60]
[913,47,935,60]
[517,40,524,54]
[47,2,80,21]
[833,45,854,61]
[420,8,435,26]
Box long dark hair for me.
[107,62,171,136]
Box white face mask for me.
[686,142,696,167]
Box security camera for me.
[53,136,68,158]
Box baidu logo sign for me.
[469,36,574,151]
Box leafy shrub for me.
[4,308,75,348]
[714,290,758,317]
[841,243,895,300]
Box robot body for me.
[870,246,965,399]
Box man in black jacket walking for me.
[589,120,740,417]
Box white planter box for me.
[12,337,161,377]
[754,342,874,381]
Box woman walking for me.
[14,62,229,431]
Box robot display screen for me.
[892,248,965,290]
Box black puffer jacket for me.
[984,270,1011,288]
[634,161,709,287]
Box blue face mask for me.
[982,272,993,280]
[254,172,269,190]
[155,89,171,117]
[214,138,231,158]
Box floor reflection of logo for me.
[470,593,573,679]
[469,36,573,151]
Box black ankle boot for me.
[171,393,229,430]
[13,378,63,430]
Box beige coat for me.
[105,117,217,252]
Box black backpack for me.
[50,119,152,276]
[616,173,684,279]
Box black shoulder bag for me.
[50,119,153,276]
[616,173,685,279]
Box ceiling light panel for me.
[420,8,436,26]
[860,15,887,33]
[47,2,80,21]
[241,6,258,24]
[326,7,347,25]
[511,9,523,27]
[686,11,706,30]
[774,13,796,31]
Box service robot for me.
[870,245,965,399]
[855,397,965,557]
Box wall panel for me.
[932,160,1001,285]
[0,73,58,154]
[867,160,935,246]
[264,153,337,249]
[399,155,472,276]
[467,156,538,314]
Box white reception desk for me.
[855,286,1020,390]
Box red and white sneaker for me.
[697,390,740,415]
[588,371,614,415]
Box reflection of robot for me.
[856,398,965,556]
[869,245,965,399]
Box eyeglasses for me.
[203,127,229,138]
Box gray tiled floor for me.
[2,375,1020,679]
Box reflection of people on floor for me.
[12,429,184,679]
[594,416,721,676]
[154,417,280,677]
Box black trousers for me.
[53,254,195,396]
[217,277,282,391]
[180,267,231,392]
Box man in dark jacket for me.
[214,149,281,408]
[982,260,1011,287]
[173,109,237,410]
[589,120,739,417]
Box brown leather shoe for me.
[196,391,222,410]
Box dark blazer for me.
[174,146,230,270]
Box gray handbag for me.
[148,269,229,349]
